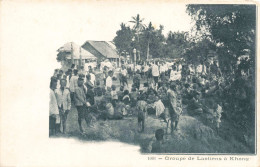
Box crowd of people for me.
[49,59,228,152]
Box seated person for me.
[153,96,165,117]
[104,87,112,102]
[187,92,203,116]
[94,80,106,97]
[111,85,118,107]
[130,87,139,107]
[115,101,128,116]
[122,90,131,105]
[133,72,141,90]
[99,100,123,121]
[117,86,124,101]
[157,82,168,107]
[146,88,158,104]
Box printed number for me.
[148,157,156,160]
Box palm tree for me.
[145,22,154,60]
[129,14,146,34]
[120,23,127,30]
[129,14,146,60]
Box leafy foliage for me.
[186,4,256,144]
[186,5,256,76]
[165,31,190,59]
[56,52,69,62]
[113,23,133,55]
[113,14,190,60]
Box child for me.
[117,86,124,101]
[157,82,168,107]
[213,103,223,134]
[130,87,139,107]
[115,101,127,116]
[151,129,165,153]
[133,72,141,90]
[122,90,131,105]
[94,80,106,97]
[136,100,147,132]
[111,85,118,107]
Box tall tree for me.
[113,23,133,55]
[129,14,146,59]
[186,5,256,148]
[139,23,166,59]
[186,5,256,77]
[165,31,190,59]
[129,14,146,34]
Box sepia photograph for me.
[49,4,256,154]
[0,1,258,167]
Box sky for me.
[1,1,193,70]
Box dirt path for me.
[54,104,251,153]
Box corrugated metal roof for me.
[83,41,119,59]
[58,42,96,60]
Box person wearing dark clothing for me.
[151,129,165,153]
[85,74,95,105]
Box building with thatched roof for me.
[81,41,120,65]
[57,42,97,70]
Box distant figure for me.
[111,85,118,107]
[106,70,113,90]
[69,69,79,103]
[71,64,76,70]
[85,74,95,106]
[53,69,59,77]
[89,68,96,86]
[151,129,165,153]
[120,65,128,87]
[151,63,160,89]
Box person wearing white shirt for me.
[88,69,96,86]
[152,63,160,88]
[136,64,141,72]
[106,70,113,90]
[49,77,60,136]
[55,79,71,134]
[170,66,180,81]
[120,66,128,87]
[69,69,79,103]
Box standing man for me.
[55,79,71,134]
[69,69,79,104]
[152,62,160,89]
[49,77,60,136]
[75,78,91,133]
[89,68,96,86]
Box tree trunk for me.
[71,42,74,65]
